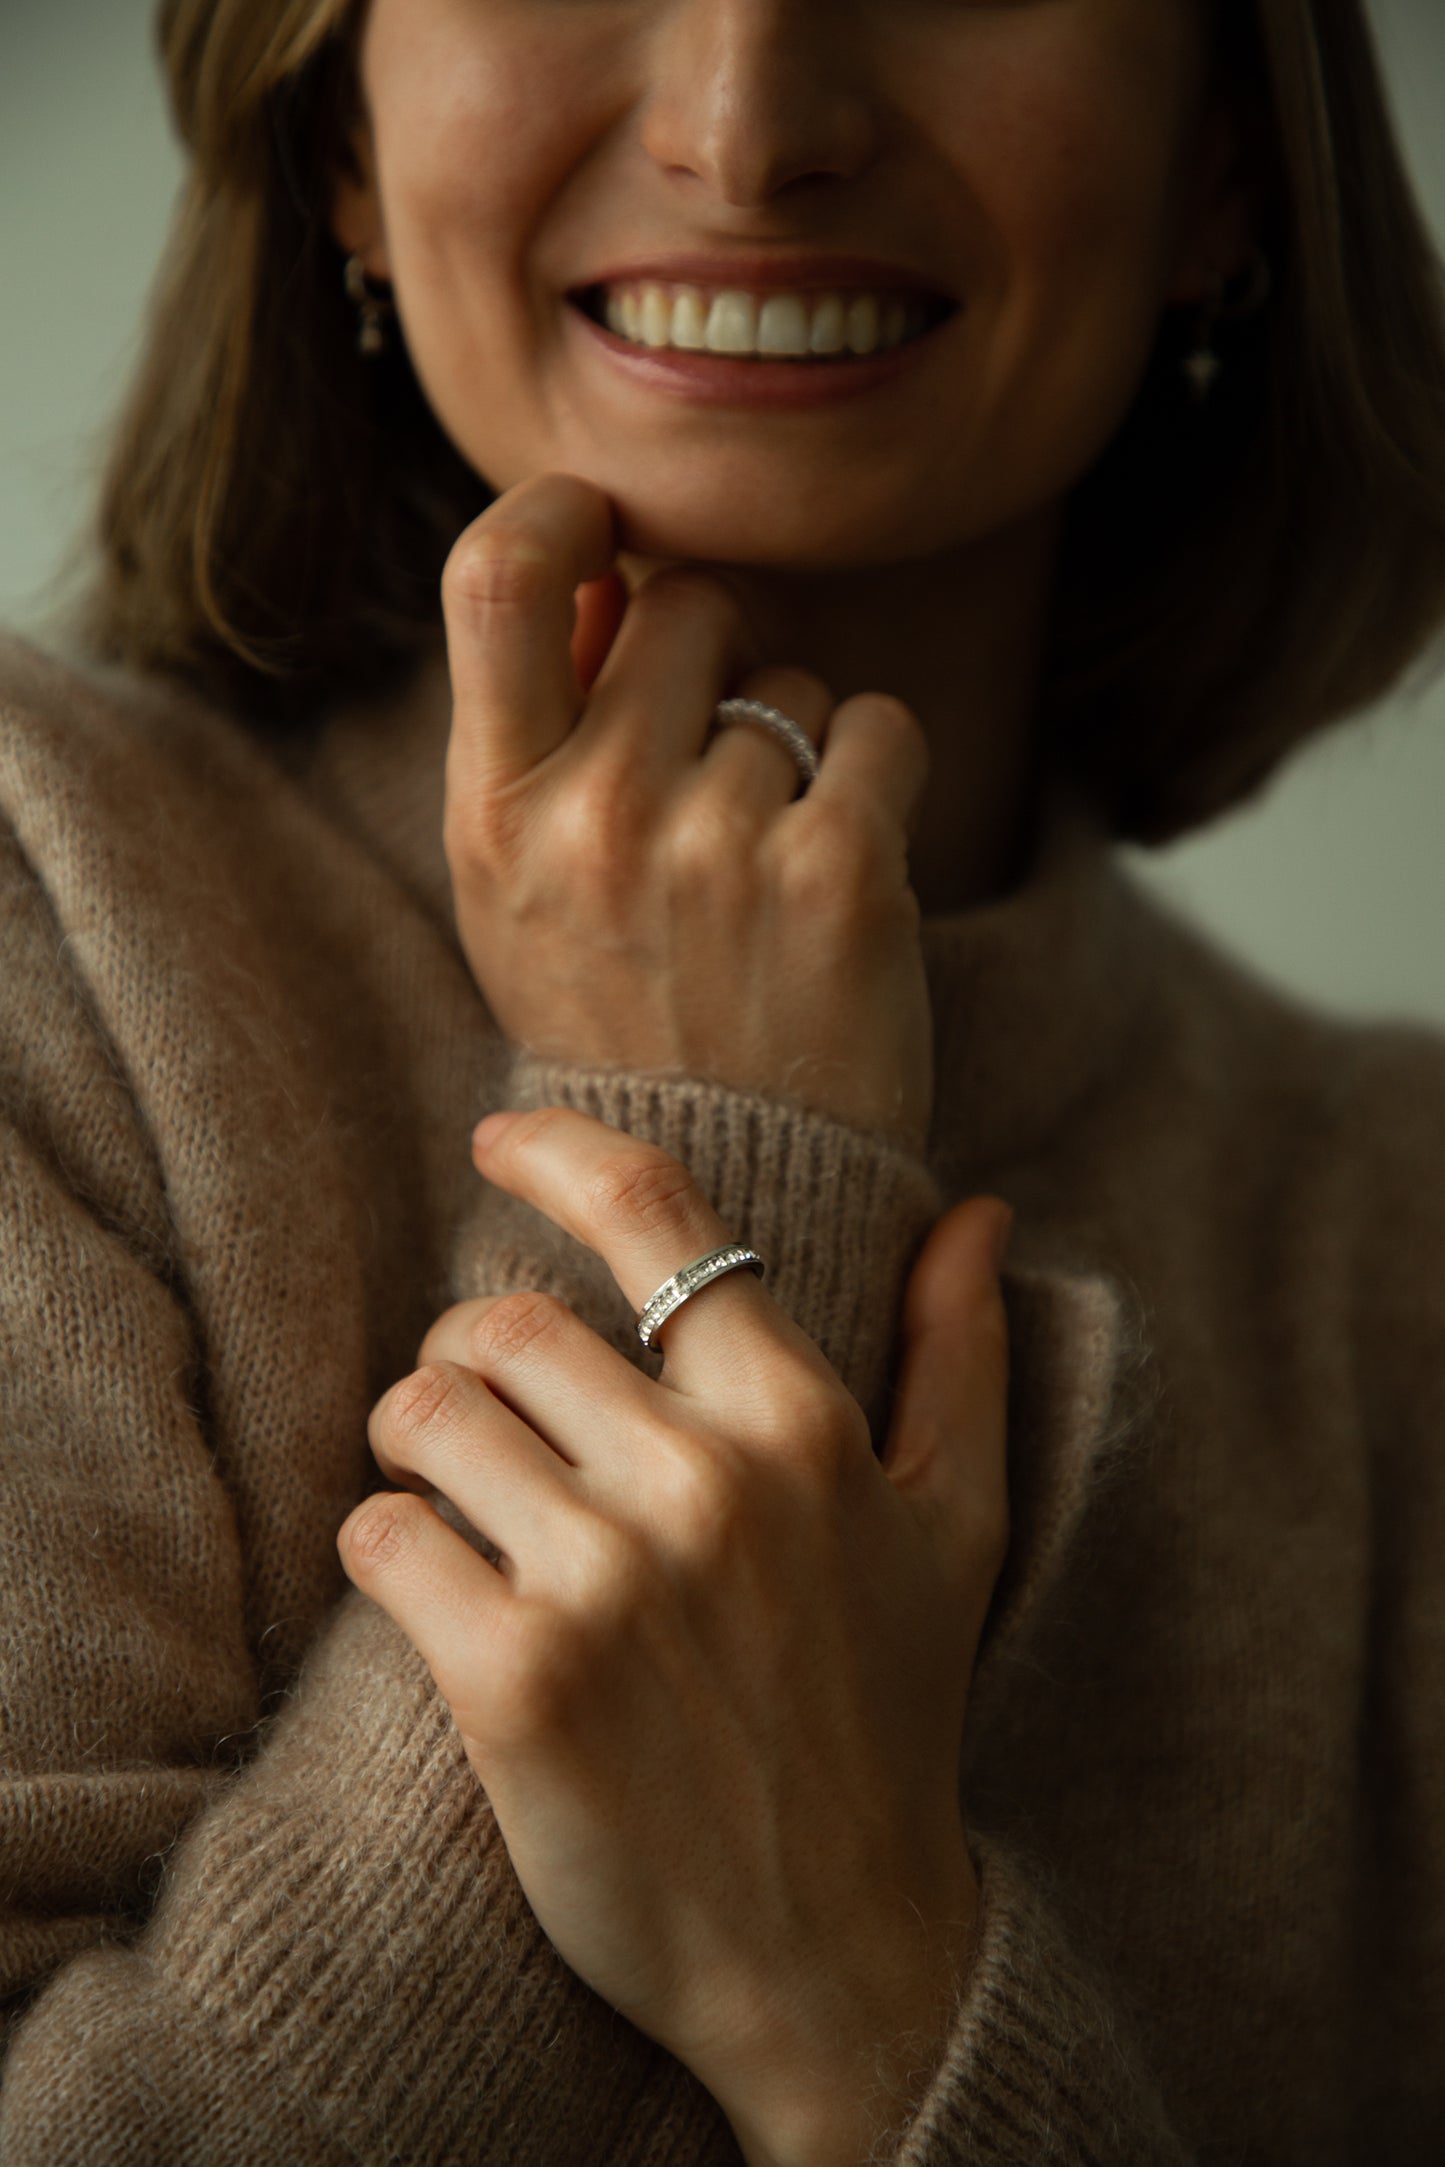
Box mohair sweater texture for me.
[0,626,1441,2164]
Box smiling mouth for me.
[572,281,956,362]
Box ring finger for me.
[701,664,833,811]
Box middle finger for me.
[566,565,759,780]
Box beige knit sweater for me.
[0,624,1441,2164]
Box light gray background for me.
[3,0,1442,1030]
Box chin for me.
[601,483,928,573]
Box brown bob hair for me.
[52,0,1445,845]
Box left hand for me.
[338,1107,1012,2158]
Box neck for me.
[621,507,1061,917]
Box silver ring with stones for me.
[636,1245,767,1351]
[711,699,821,794]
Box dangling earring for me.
[344,252,395,358]
[1182,244,1273,403]
[1183,270,1227,402]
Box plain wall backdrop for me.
[2,0,1442,1029]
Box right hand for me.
[440,472,935,1150]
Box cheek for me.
[371,38,572,281]
[363,9,610,425]
[923,16,1197,478]
[363,9,615,465]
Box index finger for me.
[442,472,616,792]
[471,1107,809,1394]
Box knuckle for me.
[501,1541,645,1733]
[384,1362,466,1439]
[569,1515,651,1616]
[795,1394,869,1485]
[566,761,657,852]
[341,1491,425,1575]
[466,1290,570,1372]
[443,780,530,875]
[443,530,554,618]
[782,798,878,903]
[730,1352,869,1477]
[666,791,760,883]
[803,791,876,862]
[585,1144,701,1245]
[544,770,658,899]
[656,1446,742,1560]
[491,1609,588,1740]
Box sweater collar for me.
[921,773,1155,1176]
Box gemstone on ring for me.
[636,1245,767,1350]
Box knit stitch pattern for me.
[1,630,1442,2161]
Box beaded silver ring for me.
[711,699,820,793]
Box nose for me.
[640,0,881,208]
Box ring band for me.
[636,1245,766,1351]
[712,699,821,793]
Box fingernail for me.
[989,1203,1015,1273]
[473,1112,517,1156]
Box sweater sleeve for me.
[880,1833,1192,2165]
[451,1051,945,1439]
[2,1594,746,2165]
[0,1104,739,2161]
[0,819,742,2163]
[0,1114,1193,2167]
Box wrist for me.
[710,1853,980,2167]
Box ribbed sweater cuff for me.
[892,1832,1189,2166]
[489,1055,943,1433]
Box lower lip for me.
[566,298,952,410]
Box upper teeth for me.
[598,283,930,360]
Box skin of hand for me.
[337,1106,1013,2167]
[440,469,936,1151]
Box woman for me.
[2,0,1443,2158]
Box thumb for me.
[881,1196,1013,1522]
[570,570,628,693]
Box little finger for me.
[796,690,930,834]
[338,1485,511,1714]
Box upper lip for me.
[572,250,954,298]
